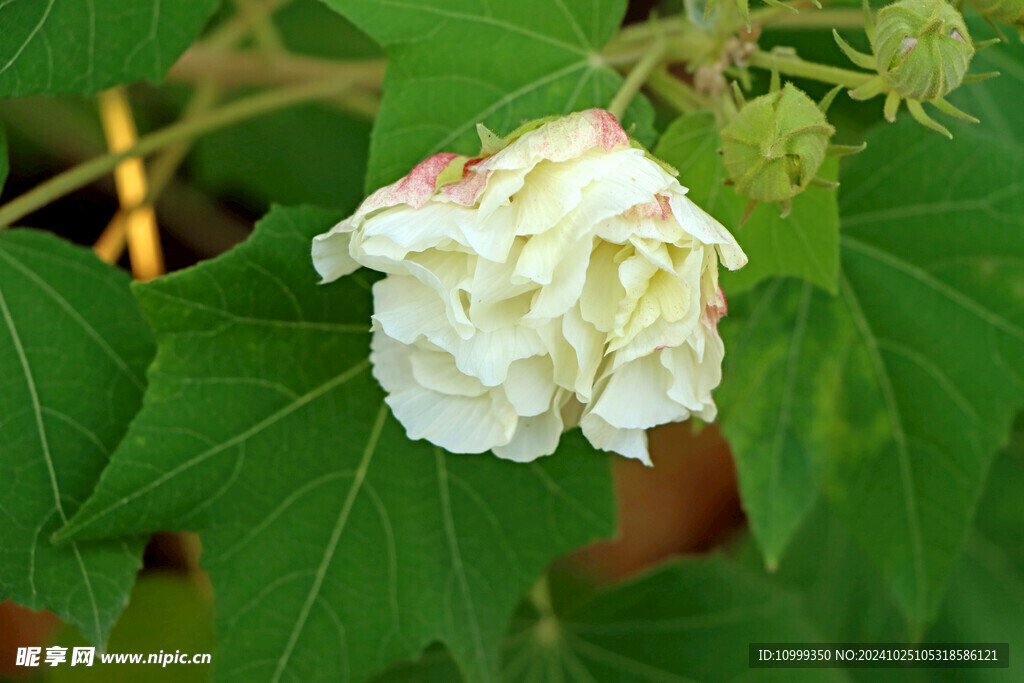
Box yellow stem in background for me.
[94,83,222,268]
[96,88,165,281]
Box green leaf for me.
[720,121,1024,627]
[545,557,846,682]
[926,446,1024,683]
[717,280,847,568]
[834,121,1024,625]
[56,206,615,682]
[319,0,655,191]
[379,557,848,682]
[0,230,152,645]
[188,104,372,211]
[654,112,840,295]
[0,0,218,97]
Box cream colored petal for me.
[502,356,558,417]
[387,387,517,454]
[667,193,747,270]
[368,325,419,395]
[468,240,538,331]
[524,235,593,320]
[399,250,475,338]
[371,330,517,453]
[449,325,548,387]
[359,201,471,253]
[579,241,627,333]
[409,346,488,397]
[662,331,724,415]
[492,407,565,463]
[311,230,359,283]
[587,353,687,431]
[560,306,604,401]
[476,166,533,220]
[580,412,651,465]
[596,213,685,245]
[372,275,453,347]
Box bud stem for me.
[645,67,716,114]
[748,50,874,89]
[608,37,666,120]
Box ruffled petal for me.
[370,332,517,453]
[580,412,651,465]
[311,227,359,283]
[587,353,686,431]
[503,356,558,417]
[493,406,565,463]
[667,192,748,270]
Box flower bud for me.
[719,83,834,204]
[874,0,974,101]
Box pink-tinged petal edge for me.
[702,286,728,331]
[623,194,673,221]
[357,152,461,216]
[480,109,630,170]
[442,158,489,206]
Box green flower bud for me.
[874,0,974,101]
[719,83,835,204]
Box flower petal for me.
[371,332,517,453]
[358,152,463,216]
[503,356,558,417]
[580,412,651,465]
[668,192,748,270]
[311,226,359,283]
[493,406,565,463]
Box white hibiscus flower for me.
[313,109,746,464]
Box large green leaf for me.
[379,556,847,682]
[319,0,655,191]
[926,445,1024,683]
[0,0,218,98]
[56,206,615,682]
[188,104,372,211]
[719,121,1024,626]
[755,433,1024,682]
[654,112,840,295]
[717,280,848,568]
[0,230,152,645]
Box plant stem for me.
[645,67,715,114]
[747,49,872,89]
[168,47,385,90]
[608,38,666,120]
[753,8,866,30]
[0,77,357,229]
[202,0,290,50]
